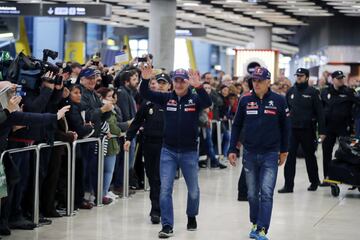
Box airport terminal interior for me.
[1,0,360,239]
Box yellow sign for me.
[65,41,85,64]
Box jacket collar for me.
[251,88,272,100]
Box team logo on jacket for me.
[246,110,258,115]
[246,101,258,109]
[327,93,331,99]
[264,109,277,115]
[265,100,277,110]
[185,107,196,112]
[149,108,154,115]
[268,100,274,106]
[167,99,177,106]
[291,94,294,99]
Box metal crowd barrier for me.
[70,137,102,214]
[123,150,129,198]
[37,142,71,216]
[0,145,40,224]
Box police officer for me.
[228,67,290,240]
[124,73,171,224]
[140,64,211,239]
[278,68,326,193]
[320,70,358,185]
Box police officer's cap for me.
[331,70,345,79]
[295,68,309,77]
[156,73,172,84]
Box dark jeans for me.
[238,167,247,199]
[160,147,199,227]
[243,149,278,233]
[143,140,162,217]
[83,142,98,197]
[204,127,219,166]
[284,128,320,189]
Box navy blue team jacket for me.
[229,90,291,154]
[140,78,212,152]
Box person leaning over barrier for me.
[228,67,290,240]
[139,62,212,239]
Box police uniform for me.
[126,73,169,222]
[321,70,358,179]
[279,68,325,193]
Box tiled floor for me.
[6,150,360,240]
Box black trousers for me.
[41,146,66,214]
[284,128,320,189]
[322,131,349,179]
[142,140,161,217]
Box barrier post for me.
[97,137,107,207]
[0,145,40,224]
[216,120,223,160]
[123,150,129,198]
[70,138,102,214]
[36,142,71,216]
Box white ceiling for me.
[5,0,357,55]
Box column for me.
[254,27,272,49]
[149,0,176,71]
[65,20,86,63]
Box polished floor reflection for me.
[7,151,360,240]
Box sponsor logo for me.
[268,100,274,106]
[264,109,277,115]
[246,110,258,115]
[246,101,258,109]
[166,107,177,112]
[167,99,177,106]
[185,107,196,112]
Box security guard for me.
[124,73,171,224]
[278,68,326,193]
[320,70,359,185]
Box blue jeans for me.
[222,130,230,157]
[103,155,117,196]
[243,149,278,233]
[160,147,200,227]
[204,127,218,165]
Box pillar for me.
[149,0,176,71]
[65,20,86,63]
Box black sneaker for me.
[158,225,173,238]
[278,187,293,194]
[151,215,161,224]
[307,183,318,191]
[187,217,197,231]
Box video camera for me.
[2,49,62,90]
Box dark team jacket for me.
[286,82,326,134]
[126,101,164,143]
[140,78,212,152]
[321,85,358,134]
[229,90,291,154]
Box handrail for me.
[0,145,40,225]
[37,141,71,216]
[70,137,102,214]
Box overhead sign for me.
[0,3,111,17]
[0,3,41,16]
[42,4,111,17]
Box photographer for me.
[0,85,69,235]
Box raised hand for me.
[7,96,22,113]
[187,69,201,88]
[57,105,70,120]
[140,61,153,80]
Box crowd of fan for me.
[1,51,360,237]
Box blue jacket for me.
[229,90,290,154]
[140,78,212,152]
